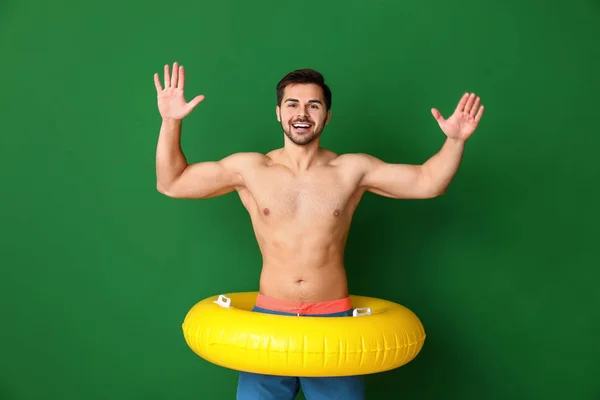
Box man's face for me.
[276,83,331,146]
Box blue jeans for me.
[236,306,366,400]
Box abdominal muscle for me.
[235,154,362,304]
[253,222,351,303]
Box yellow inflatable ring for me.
[182,292,426,377]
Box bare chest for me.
[241,169,354,220]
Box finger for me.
[164,64,170,88]
[464,93,476,114]
[153,73,162,92]
[188,95,205,109]
[178,65,185,89]
[470,96,481,117]
[474,105,484,122]
[431,108,444,122]
[455,92,469,113]
[171,62,179,87]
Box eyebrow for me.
[284,98,323,104]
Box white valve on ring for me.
[352,307,372,317]
[213,295,231,308]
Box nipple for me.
[333,209,340,217]
[263,208,270,216]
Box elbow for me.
[157,182,176,197]
[423,182,447,198]
[431,190,445,198]
[156,183,169,196]
[420,167,446,199]
[422,175,447,198]
[429,186,447,198]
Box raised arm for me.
[157,126,252,199]
[355,138,464,199]
[154,62,258,199]
[355,92,485,199]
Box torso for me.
[235,149,366,302]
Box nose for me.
[296,105,309,118]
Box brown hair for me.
[276,69,332,110]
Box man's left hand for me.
[431,92,485,142]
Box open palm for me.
[431,93,484,141]
[154,62,204,120]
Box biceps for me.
[361,162,431,199]
[165,161,243,199]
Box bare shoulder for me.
[330,152,379,173]
[220,151,269,171]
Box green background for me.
[1,0,598,398]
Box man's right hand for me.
[154,62,205,121]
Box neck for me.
[281,137,322,172]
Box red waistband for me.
[255,293,352,315]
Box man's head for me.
[276,69,332,146]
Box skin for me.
[154,62,485,302]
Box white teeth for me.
[293,124,310,128]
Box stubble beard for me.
[281,118,325,146]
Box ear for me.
[276,106,281,122]
[325,109,332,125]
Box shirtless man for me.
[154,62,484,400]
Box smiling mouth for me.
[292,123,311,129]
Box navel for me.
[263,208,270,216]
[333,209,340,217]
